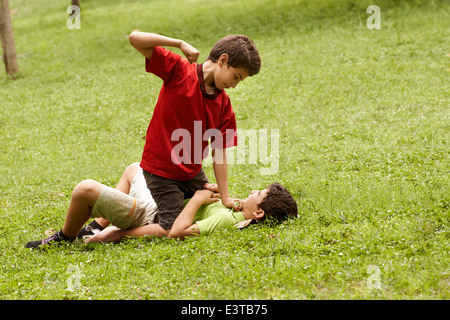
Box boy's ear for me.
[252,209,265,220]
[218,53,229,67]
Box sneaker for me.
[25,230,73,249]
[77,225,102,240]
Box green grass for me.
[0,0,449,300]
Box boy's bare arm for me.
[129,31,199,63]
[168,190,219,239]
[212,148,242,211]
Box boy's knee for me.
[72,179,98,198]
[127,162,141,170]
[123,162,141,180]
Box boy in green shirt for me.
[26,163,297,248]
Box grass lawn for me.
[0,0,449,300]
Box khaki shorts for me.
[91,170,158,229]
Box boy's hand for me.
[203,183,219,193]
[193,190,220,205]
[221,196,243,211]
[179,41,200,63]
[202,184,242,211]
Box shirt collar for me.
[197,63,220,99]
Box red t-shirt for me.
[140,46,238,181]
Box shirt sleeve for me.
[145,46,181,85]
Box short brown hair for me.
[207,35,261,76]
[258,183,298,224]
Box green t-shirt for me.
[183,200,246,236]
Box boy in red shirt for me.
[129,32,261,233]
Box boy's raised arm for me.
[129,31,199,63]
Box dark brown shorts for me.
[142,169,209,230]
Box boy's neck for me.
[202,60,217,89]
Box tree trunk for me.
[0,0,19,76]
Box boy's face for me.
[241,188,269,217]
[214,54,249,90]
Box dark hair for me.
[258,183,298,224]
[207,34,261,76]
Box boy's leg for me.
[26,179,103,248]
[143,171,185,230]
[85,223,168,243]
[91,218,110,229]
[79,163,142,237]
[115,162,141,194]
[181,168,209,198]
[142,169,209,230]
[62,179,103,238]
